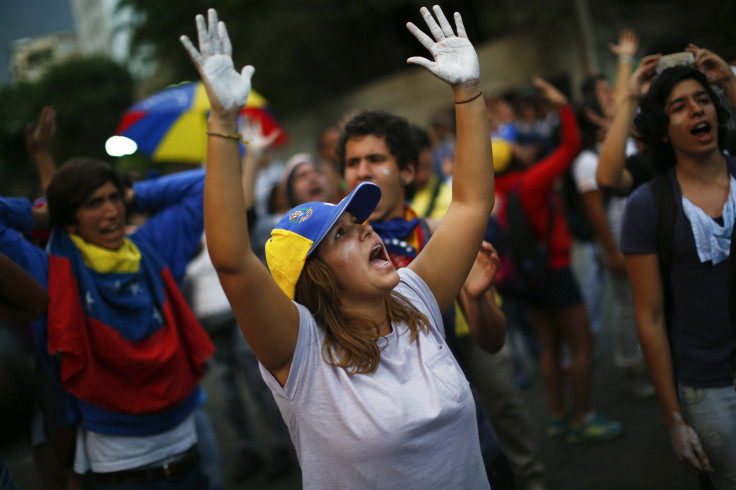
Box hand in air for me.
[628,54,660,99]
[463,241,501,299]
[669,417,714,474]
[406,6,479,87]
[608,28,639,58]
[239,117,281,160]
[180,9,254,116]
[687,43,736,87]
[26,106,56,155]
[533,77,568,106]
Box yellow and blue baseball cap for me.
[265,182,382,299]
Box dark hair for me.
[633,66,729,172]
[409,125,431,152]
[337,111,418,176]
[581,74,606,102]
[46,158,125,228]
[316,125,340,150]
[575,99,604,151]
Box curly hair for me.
[634,66,730,173]
[46,158,125,228]
[294,254,429,375]
[337,111,418,177]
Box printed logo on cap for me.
[288,207,313,224]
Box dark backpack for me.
[494,186,553,301]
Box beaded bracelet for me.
[206,131,249,144]
[454,91,483,105]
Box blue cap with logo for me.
[265,182,381,299]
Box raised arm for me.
[131,169,205,281]
[608,29,639,110]
[458,241,506,353]
[239,116,281,211]
[518,78,580,203]
[181,10,298,383]
[596,54,660,195]
[405,6,493,312]
[26,106,57,193]
[687,43,736,108]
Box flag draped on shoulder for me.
[47,230,213,414]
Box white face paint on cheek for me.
[342,240,357,264]
[381,168,391,176]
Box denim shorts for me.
[679,383,736,488]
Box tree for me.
[118,0,493,115]
[37,56,134,163]
[0,57,134,196]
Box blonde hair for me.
[294,255,429,375]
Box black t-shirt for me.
[624,150,655,193]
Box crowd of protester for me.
[1,5,736,489]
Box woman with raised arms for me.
[181,6,494,488]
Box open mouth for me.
[369,242,390,267]
[691,121,713,142]
[100,223,124,239]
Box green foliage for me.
[0,83,42,197]
[0,57,134,197]
[37,56,134,162]
[118,0,493,115]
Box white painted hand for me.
[180,9,254,115]
[406,6,479,87]
[239,116,281,158]
[669,416,713,474]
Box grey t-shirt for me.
[260,268,489,489]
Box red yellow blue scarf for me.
[47,229,213,414]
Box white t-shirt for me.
[571,141,637,244]
[260,268,489,489]
[185,235,231,318]
[571,149,601,194]
[74,414,197,473]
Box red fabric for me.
[495,106,581,270]
[47,256,214,414]
[115,110,147,134]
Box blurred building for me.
[8,0,151,84]
[71,0,154,81]
[72,0,116,58]
[10,32,78,82]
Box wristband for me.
[618,55,634,64]
[454,91,483,105]
[207,131,249,144]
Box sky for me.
[0,0,76,86]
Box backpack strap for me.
[649,170,682,387]
[650,172,676,335]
